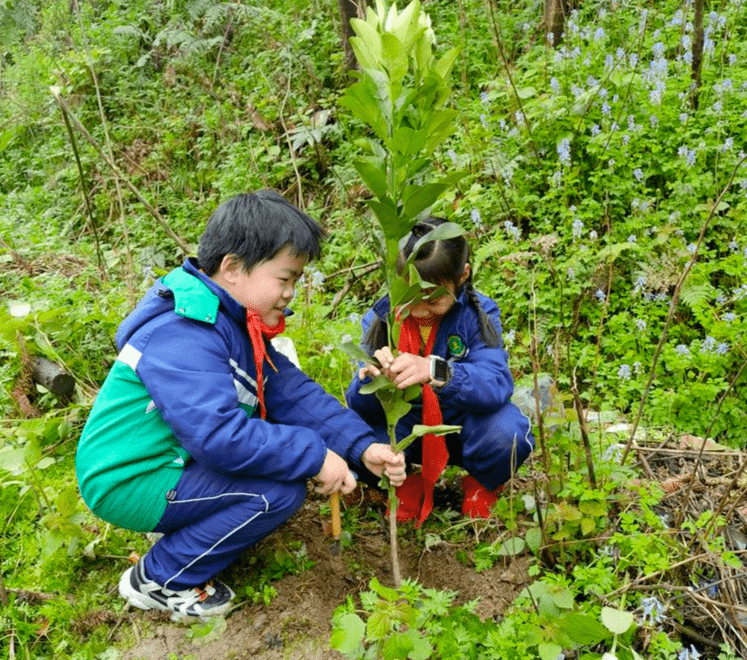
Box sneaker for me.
[119,560,234,619]
[461,475,501,518]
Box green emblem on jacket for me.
[448,334,466,358]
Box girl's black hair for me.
[363,217,501,352]
[198,190,325,276]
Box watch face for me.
[433,358,449,381]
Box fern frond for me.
[113,25,148,41]
[680,282,715,311]
[186,0,215,22]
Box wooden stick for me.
[330,492,341,540]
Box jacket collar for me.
[159,258,245,326]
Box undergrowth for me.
[1,0,746,658]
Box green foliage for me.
[2,0,747,658]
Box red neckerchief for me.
[397,313,448,527]
[245,310,285,420]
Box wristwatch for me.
[429,356,450,387]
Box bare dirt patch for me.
[116,481,529,660]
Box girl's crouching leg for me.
[459,402,535,491]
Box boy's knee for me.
[266,480,307,517]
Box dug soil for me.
[116,480,530,660]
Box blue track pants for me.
[143,460,306,590]
[355,401,534,491]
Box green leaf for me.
[338,340,374,365]
[392,125,426,156]
[580,517,597,536]
[382,631,414,660]
[355,159,389,200]
[407,630,433,660]
[538,642,563,660]
[601,606,634,634]
[360,375,395,395]
[498,537,526,556]
[56,486,80,518]
[423,108,459,152]
[550,587,574,610]
[394,424,461,453]
[405,222,464,266]
[366,199,403,242]
[370,576,400,602]
[339,81,389,141]
[381,33,407,83]
[596,242,640,262]
[578,499,607,517]
[557,612,612,645]
[390,275,423,310]
[433,46,461,80]
[515,86,537,99]
[350,18,382,69]
[367,609,392,641]
[403,182,450,219]
[525,527,543,554]
[330,612,366,655]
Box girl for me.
[346,217,534,526]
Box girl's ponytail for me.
[464,280,501,348]
[362,314,389,354]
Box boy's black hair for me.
[198,190,325,276]
[363,217,501,352]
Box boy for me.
[76,190,405,618]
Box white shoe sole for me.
[118,566,234,618]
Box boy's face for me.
[215,245,306,325]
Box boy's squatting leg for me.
[141,460,307,591]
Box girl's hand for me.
[358,346,396,381]
[361,444,406,487]
[384,353,431,389]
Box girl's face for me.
[407,263,471,323]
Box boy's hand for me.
[315,450,357,495]
[362,444,406,488]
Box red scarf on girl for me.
[245,310,285,420]
[397,314,449,527]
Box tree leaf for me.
[404,222,464,267]
[382,631,414,660]
[330,612,366,655]
[433,46,461,80]
[403,182,450,219]
[550,586,575,610]
[525,526,543,555]
[354,159,389,200]
[338,340,374,365]
[350,18,382,69]
[557,612,612,645]
[498,537,526,556]
[381,32,407,83]
[538,642,563,660]
[601,606,634,634]
[360,375,395,395]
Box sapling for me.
[337,0,463,586]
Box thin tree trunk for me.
[338,0,360,71]
[544,0,566,48]
[544,0,580,49]
[691,0,704,109]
